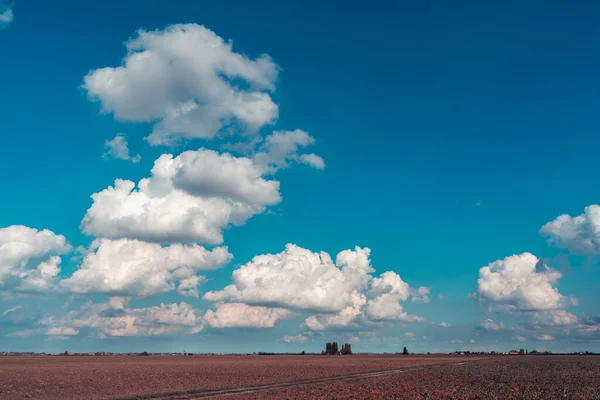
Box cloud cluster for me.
[81,148,282,245]
[0,226,71,293]
[204,244,424,330]
[476,252,577,328]
[61,239,231,297]
[203,302,291,328]
[477,253,567,311]
[103,134,141,163]
[83,24,279,145]
[541,204,600,255]
[41,297,203,338]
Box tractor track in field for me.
[115,358,489,400]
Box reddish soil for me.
[231,356,600,399]
[0,355,476,399]
[1,355,598,399]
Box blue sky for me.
[1,0,600,353]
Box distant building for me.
[323,342,352,355]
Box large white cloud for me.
[83,24,279,145]
[61,238,231,297]
[0,226,71,293]
[540,204,600,255]
[204,244,424,330]
[81,148,282,245]
[203,302,291,328]
[476,252,579,332]
[204,244,373,313]
[477,252,566,311]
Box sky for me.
[1,0,600,354]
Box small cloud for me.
[475,201,482,207]
[102,133,141,163]
[281,334,307,344]
[348,336,360,344]
[1,306,23,318]
[439,322,451,328]
[480,319,504,331]
[450,340,464,344]
[47,327,79,336]
[535,334,555,341]
[470,339,476,343]
[7,329,35,338]
[513,335,527,342]
[300,153,325,170]
[0,5,13,26]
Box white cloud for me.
[205,244,424,330]
[47,327,79,336]
[513,335,527,342]
[1,306,23,318]
[300,153,325,170]
[7,329,35,338]
[529,309,578,327]
[410,286,431,304]
[365,294,423,322]
[81,148,282,245]
[0,226,71,293]
[103,134,141,163]
[541,205,600,255]
[253,130,324,173]
[43,297,203,337]
[477,253,566,311]
[281,334,307,344]
[439,322,451,328]
[203,302,291,328]
[61,238,231,297]
[535,334,555,341]
[204,244,374,313]
[0,7,12,25]
[480,319,504,331]
[83,24,279,145]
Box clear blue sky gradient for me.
[1,0,599,353]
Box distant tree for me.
[139,351,149,356]
[402,347,409,355]
[301,351,306,355]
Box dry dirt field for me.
[0,355,598,399]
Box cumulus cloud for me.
[203,302,291,328]
[43,297,203,337]
[204,244,373,313]
[475,252,580,338]
[439,322,451,328]
[281,334,307,344]
[541,205,600,255]
[103,134,141,163]
[81,148,282,245]
[365,294,423,322]
[0,226,71,293]
[480,319,504,331]
[477,253,567,311]
[0,6,12,26]
[61,239,231,297]
[83,24,279,145]
[205,244,423,330]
